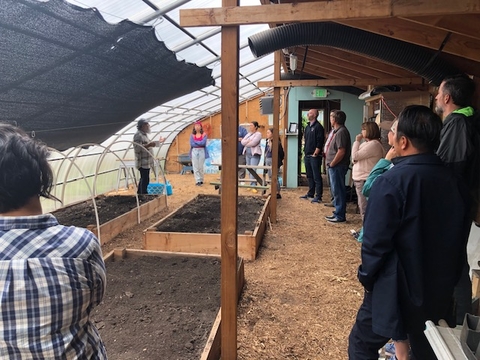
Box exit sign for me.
[312,88,328,98]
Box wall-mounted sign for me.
[312,88,328,98]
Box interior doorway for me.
[297,100,341,185]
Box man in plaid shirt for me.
[133,118,165,194]
[0,124,107,359]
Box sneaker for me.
[350,229,359,240]
[276,193,282,199]
[384,342,395,356]
[325,215,336,220]
[326,217,346,223]
[324,202,334,207]
[311,197,321,203]
[300,194,313,199]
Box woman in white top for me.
[351,121,385,218]
[241,121,262,189]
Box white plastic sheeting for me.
[42,0,273,208]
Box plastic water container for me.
[166,181,173,196]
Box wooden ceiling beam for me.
[180,1,480,27]
[303,47,416,78]
[400,15,480,40]
[294,48,407,79]
[257,77,425,88]
[337,17,480,62]
[300,60,378,79]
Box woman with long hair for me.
[351,121,385,218]
[190,121,209,186]
[241,121,262,191]
[265,128,284,199]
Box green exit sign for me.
[312,88,328,98]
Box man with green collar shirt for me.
[435,74,478,326]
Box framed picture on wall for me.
[288,122,298,133]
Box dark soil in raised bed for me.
[52,195,159,228]
[155,194,266,234]
[92,255,221,360]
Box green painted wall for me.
[285,87,364,188]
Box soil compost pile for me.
[156,194,265,234]
[92,255,221,360]
[52,195,158,228]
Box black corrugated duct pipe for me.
[248,22,460,86]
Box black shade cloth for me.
[0,0,214,150]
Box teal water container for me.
[166,181,173,196]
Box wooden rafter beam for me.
[338,17,480,62]
[302,47,416,78]
[400,15,480,41]
[257,77,426,88]
[179,1,480,27]
[295,49,406,79]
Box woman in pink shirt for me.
[351,122,385,219]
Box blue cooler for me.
[147,183,165,195]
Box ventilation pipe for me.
[248,22,460,86]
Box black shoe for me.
[200,181,203,185]
[311,197,321,203]
[300,194,313,199]
[325,215,336,220]
[276,193,282,199]
[326,217,346,223]
[195,182,201,186]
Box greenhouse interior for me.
[2,0,480,359]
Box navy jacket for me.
[358,153,471,338]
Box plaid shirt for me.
[133,130,154,169]
[0,214,107,359]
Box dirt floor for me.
[63,172,369,359]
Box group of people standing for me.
[238,121,284,197]
[298,74,479,359]
[349,75,479,360]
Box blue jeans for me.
[304,155,323,199]
[328,165,348,221]
[245,149,260,185]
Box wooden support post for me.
[270,50,281,223]
[220,1,239,358]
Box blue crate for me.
[147,183,165,195]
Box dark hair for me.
[396,105,442,153]
[192,122,203,135]
[361,122,381,140]
[330,110,346,125]
[0,124,58,212]
[442,74,476,108]
[251,121,259,129]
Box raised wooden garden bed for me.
[96,248,244,360]
[52,194,167,245]
[143,194,270,261]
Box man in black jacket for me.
[300,109,325,203]
[348,105,471,359]
[435,74,478,325]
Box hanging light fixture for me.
[289,54,298,72]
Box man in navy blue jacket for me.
[348,105,471,359]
